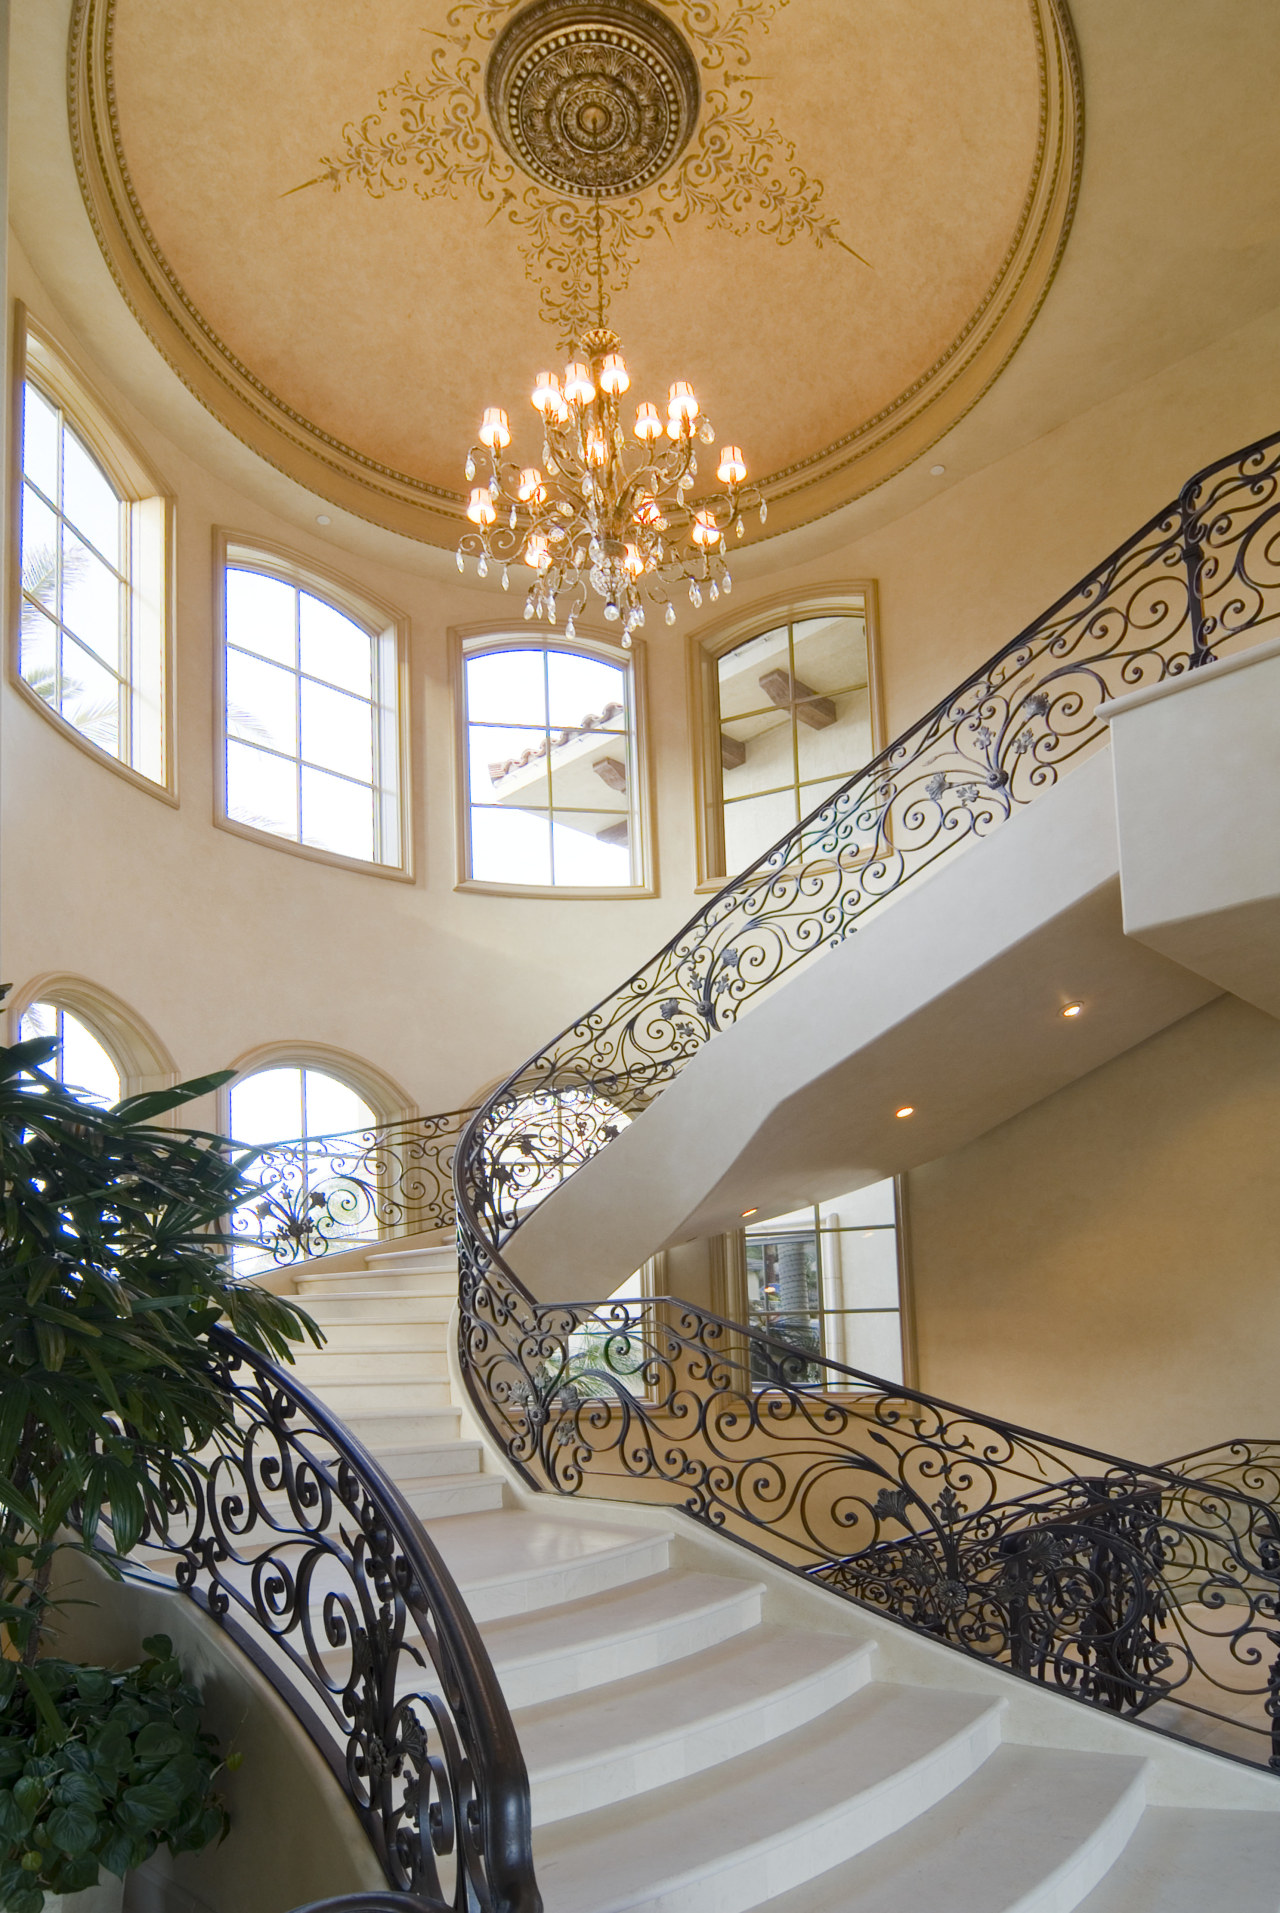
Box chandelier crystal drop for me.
[458,323,765,644]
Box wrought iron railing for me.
[452,426,1280,1769]
[131,1328,540,1913]
[232,1109,474,1272]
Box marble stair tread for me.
[341,1408,462,1446]
[532,1682,1004,1913]
[307,1381,454,1412]
[479,1570,765,1707]
[516,1625,876,1821]
[292,1321,446,1349]
[424,1509,673,1620]
[1073,1806,1280,1913]
[750,1744,1147,1913]
[373,1439,486,1480]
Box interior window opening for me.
[18,374,165,783]
[223,561,402,869]
[18,1000,122,1108]
[713,606,873,876]
[461,639,643,890]
[742,1177,905,1389]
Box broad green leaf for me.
[46,1801,100,1855]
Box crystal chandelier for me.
[456,221,765,644]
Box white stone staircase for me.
[275,1236,1280,1913]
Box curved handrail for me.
[131,1327,540,1913]
[453,425,1280,1769]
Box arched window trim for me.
[221,1041,416,1142]
[450,621,656,900]
[8,306,177,803]
[7,972,178,1103]
[687,583,884,891]
[214,530,414,881]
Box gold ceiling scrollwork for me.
[295,0,866,348]
[68,0,1082,550]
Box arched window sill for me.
[454,878,658,901]
[8,672,179,806]
[212,811,417,883]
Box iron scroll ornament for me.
[130,1328,540,1913]
[452,425,1280,1769]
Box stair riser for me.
[293,1351,450,1381]
[1024,1779,1148,1913]
[530,1642,877,1823]
[550,1704,1006,1913]
[298,1324,447,1352]
[378,1444,485,1483]
[344,1412,461,1445]
[317,1382,453,1413]
[463,1536,673,1625]
[300,1299,454,1327]
[490,1587,765,1710]
[295,1270,454,1296]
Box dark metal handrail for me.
[132,1328,540,1913]
[451,425,1280,1770]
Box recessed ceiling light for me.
[895,1105,915,1119]
[741,1207,758,1217]
[929,464,946,476]
[315,513,331,526]
[1061,1002,1083,1018]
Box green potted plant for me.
[0,1017,320,1911]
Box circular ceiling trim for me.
[67,0,1082,550]
[485,0,700,199]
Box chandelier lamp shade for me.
[457,323,765,644]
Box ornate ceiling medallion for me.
[485,0,700,199]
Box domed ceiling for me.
[70,0,1080,546]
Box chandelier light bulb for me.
[599,352,631,395]
[718,446,747,485]
[691,510,719,547]
[586,432,609,468]
[518,467,546,503]
[634,493,662,527]
[667,381,698,423]
[479,407,510,450]
[524,532,551,571]
[531,372,560,413]
[624,542,644,577]
[634,402,662,442]
[466,487,497,526]
[564,361,596,405]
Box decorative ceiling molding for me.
[68,0,1082,551]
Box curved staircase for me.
[273,1236,1280,1913]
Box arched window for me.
[458,635,650,893]
[15,321,171,789]
[18,1000,121,1107]
[219,541,408,872]
[228,1060,390,1266]
[695,596,881,882]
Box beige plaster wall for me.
[906,995,1280,1463]
[7,221,1280,1125]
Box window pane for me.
[21,485,60,610]
[839,1311,903,1384]
[227,738,299,838]
[303,1069,375,1138]
[232,1066,305,1144]
[227,648,297,755]
[300,593,373,697]
[549,812,631,885]
[301,677,373,783]
[822,1180,896,1228]
[545,649,626,730]
[828,1227,899,1311]
[301,764,375,861]
[62,528,122,668]
[723,786,798,871]
[717,622,790,724]
[19,603,57,705]
[472,723,552,808]
[57,1008,120,1107]
[62,429,122,564]
[61,638,121,756]
[227,569,296,666]
[470,804,552,885]
[23,384,59,498]
[19,1002,57,1044]
[465,648,548,725]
